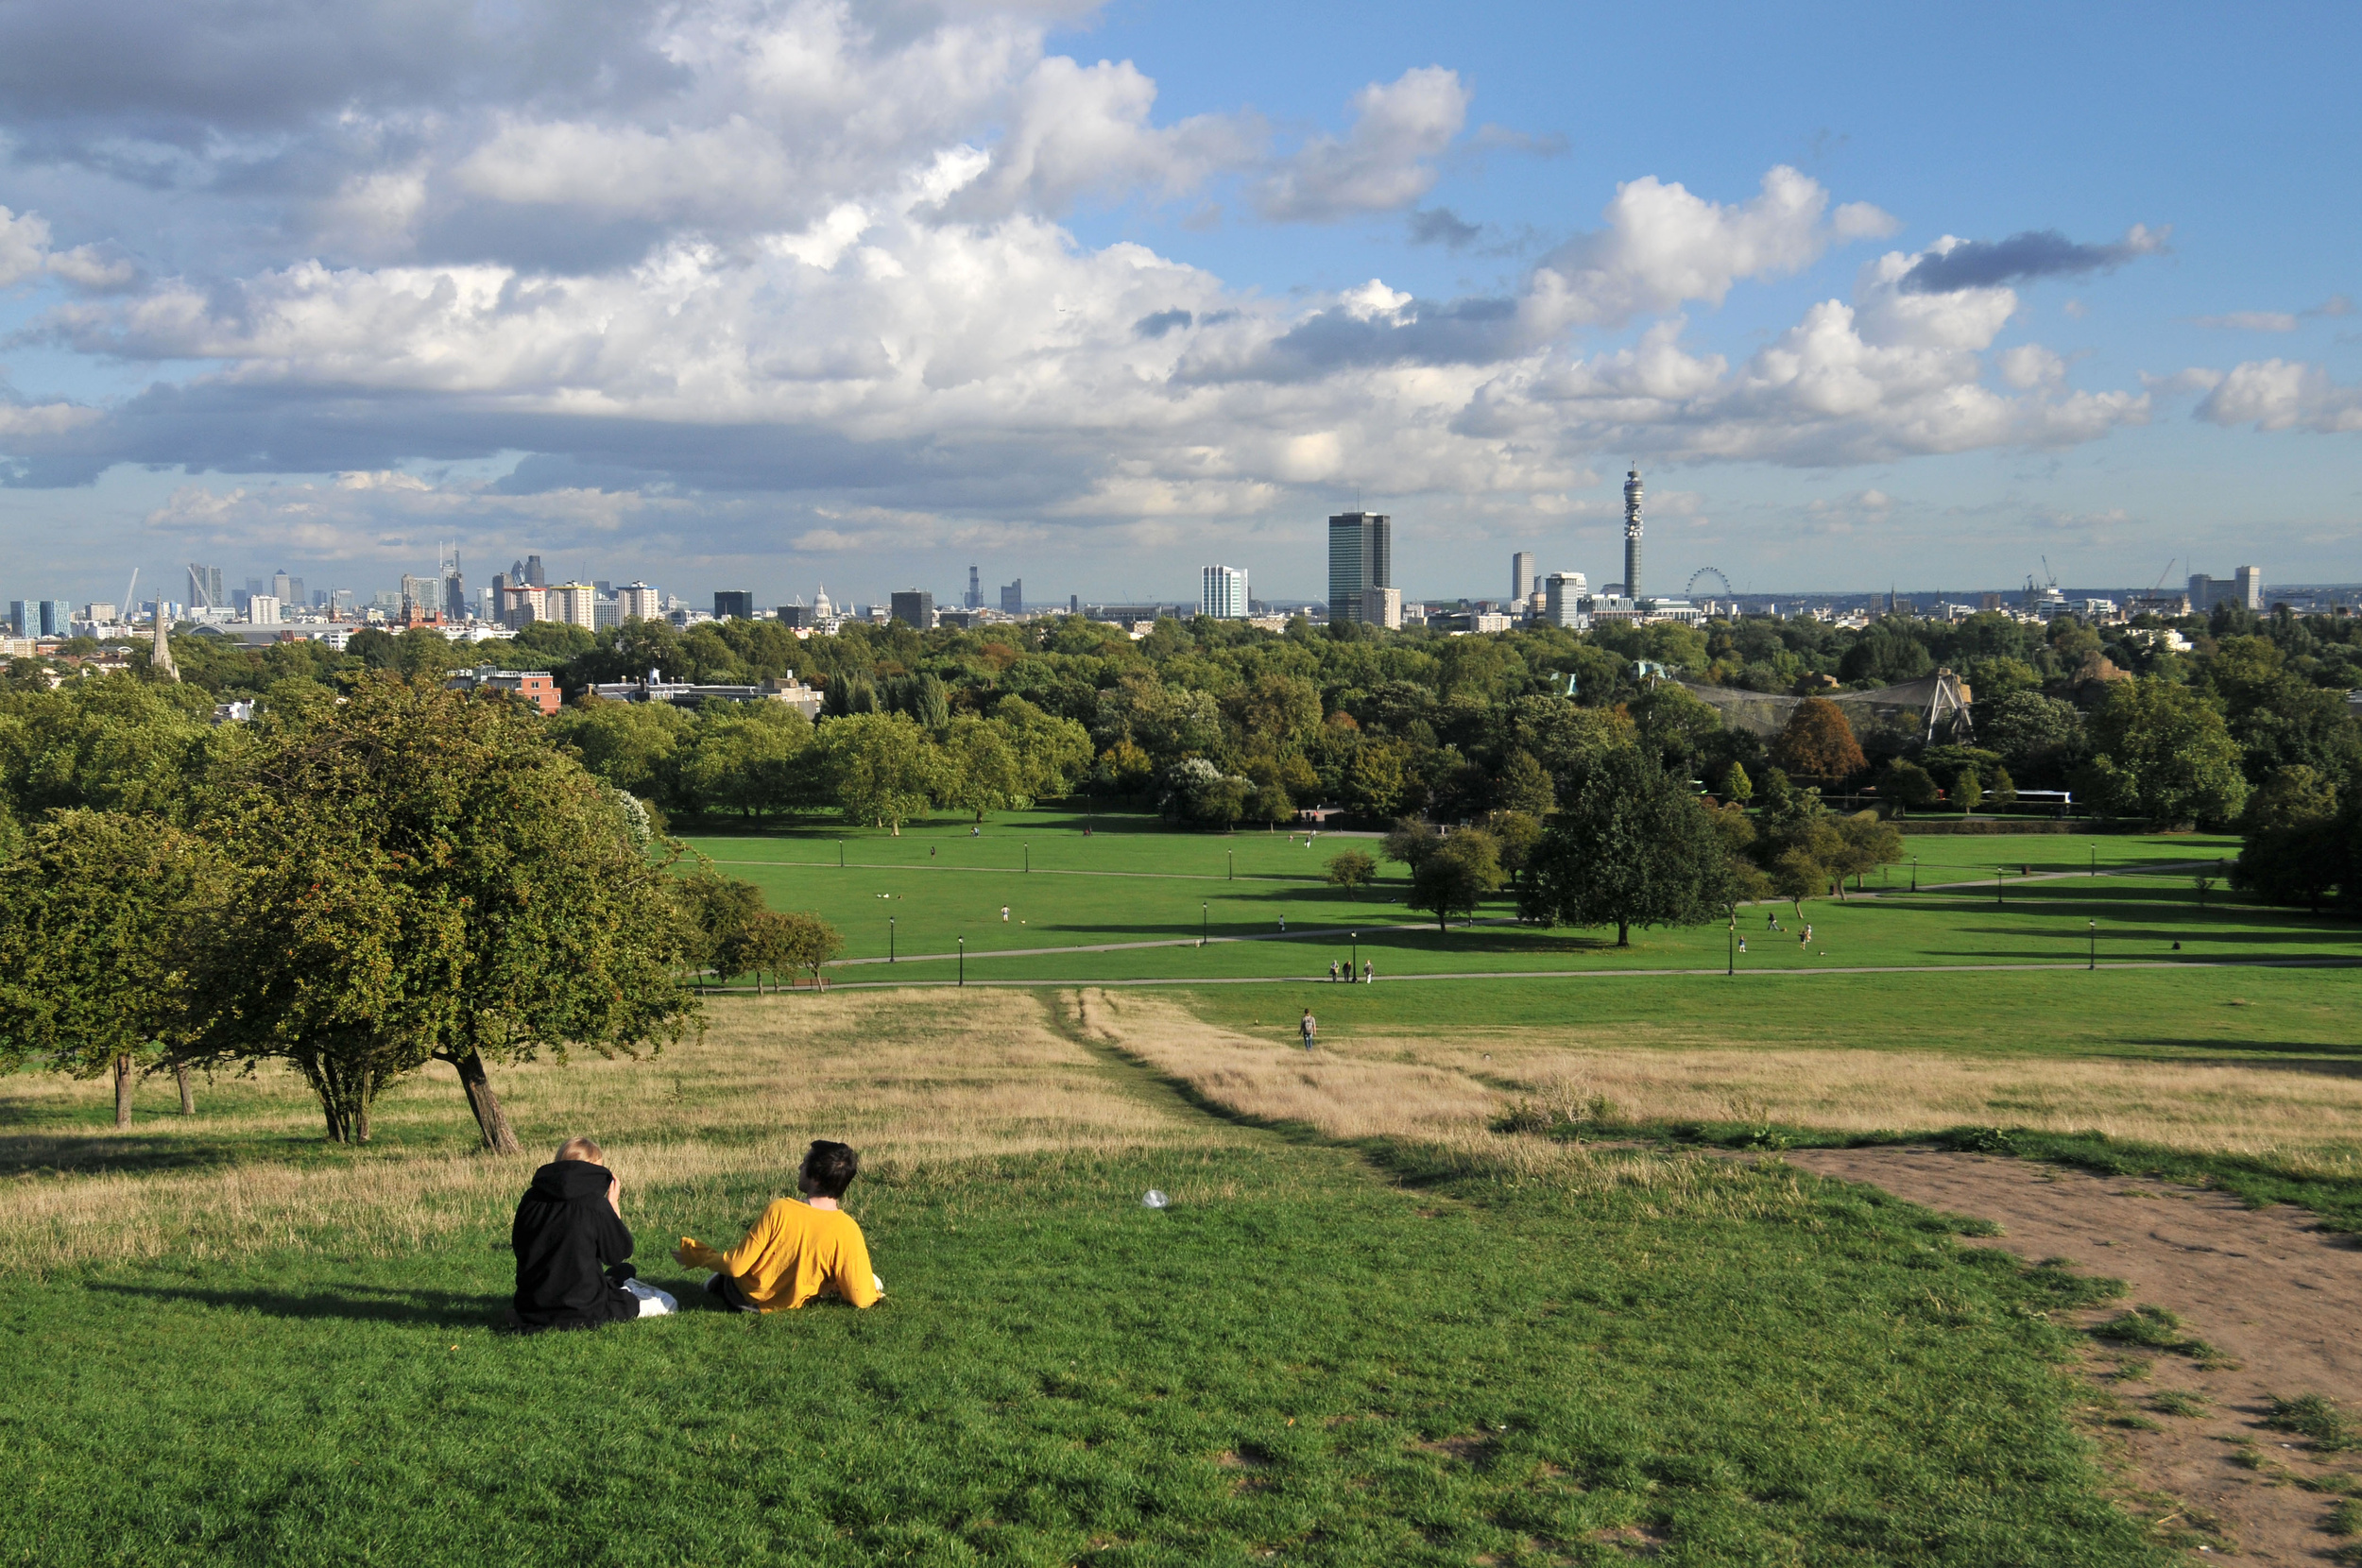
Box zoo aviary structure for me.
[1678,667,1976,743]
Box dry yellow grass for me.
[0,990,1227,1277]
[1074,988,2362,1177]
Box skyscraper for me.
[1511,552,1536,604]
[523,554,547,588]
[2234,565,2264,610]
[966,566,983,610]
[1200,565,1249,620]
[1000,579,1023,615]
[889,589,935,629]
[186,563,224,610]
[1622,469,1645,604]
[1326,511,1392,625]
[714,590,755,620]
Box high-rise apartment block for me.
[1326,511,1393,625]
[618,583,661,622]
[1200,565,1249,620]
[1511,552,1536,604]
[1622,469,1645,604]
[248,594,282,625]
[548,584,599,628]
[889,589,935,629]
[2234,565,2263,610]
[1000,579,1023,615]
[713,590,755,621]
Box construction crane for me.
[121,567,138,625]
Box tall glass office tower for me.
[1326,511,1392,625]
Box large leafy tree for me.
[189,678,699,1149]
[1409,828,1505,930]
[1521,747,1734,946]
[816,712,944,833]
[0,810,217,1125]
[1769,697,1866,785]
[2076,679,2250,827]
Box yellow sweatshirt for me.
[678,1198,881,1311]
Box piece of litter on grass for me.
[1142,1189,1170,1209]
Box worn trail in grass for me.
[0,991,2165,1566]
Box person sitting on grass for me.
[673,1140,883,1313]
[510,1136,677,1331]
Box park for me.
[7,789,2362,1564]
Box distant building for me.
[547,583,599,629]
[447,665,561,716]
[889,589,936,630]
[186,564,226,611]
[1069,593,1081,616]
[1371,586,1403,630]
[1200,565,1249,620]
[2234,565,2263,611]
[965,566,983,611]
[1511,552,1536,604]
[2188,570,2263,613]
[588,670,822,719]
[1000,579,1023,615]
[713,590,755,621]
[248,594,282,626]
[937,609,986,630]
[617,582,660,622]
[272,571,305,607]
[1326,511,1393,625]
[779,603,815,629]
[1543,571,1589,629]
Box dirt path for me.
[1787,1148,2362,1561]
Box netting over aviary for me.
[1677,669,1975,743]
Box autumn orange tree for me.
[1770,697,1866,785]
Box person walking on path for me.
[1737,936,1747,955]
[1001,905,1010,923]
[1300,1010,1317,1051]
[1361,960,1373,984]
[1277,915,1286,933]
[1328,961,1340,982]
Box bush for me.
[1324,848,1377,889]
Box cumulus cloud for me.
[1898,224,2167,294]
[2193,360,2362,434]
[1251,67,1469,222]
[1407,207,1481,248]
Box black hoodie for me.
[510,1160,641,1331]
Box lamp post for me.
[1996,868,2004,908]
[2088,919,2096,971]
[1351,931,1359,977]
[889,916,895,963]
[1202,902,1208,947]
[2090,843,2097,878]
[838,840,845,868]
[1910,856,1918,893]
[1024,843,1030,874]
[1227,849,1234,881]
[958,937,965,987]
[1727,916,1735,976]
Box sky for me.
[1,0,2357,610]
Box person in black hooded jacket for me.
[510,1136,678,1330]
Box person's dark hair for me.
[800,1140,860,1200]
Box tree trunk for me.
[175,1065,196,1116]
[1617,921,1631,947]
[450,1047,522,1155]
[112,1053,134,1127]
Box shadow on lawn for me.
[90,1279,515,1326]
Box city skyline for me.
[0,2,2356,605]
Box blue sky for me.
[0,0,2354,610]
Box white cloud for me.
[2194,360,2362,434]
[2192,310,2298,332]
[1996,344,2066,390]
[1251,67,1469,223]
[0,205,55,287]
[1525,165,1898,332]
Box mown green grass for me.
[680,811,2342,985]
[0,1129,2160,1565]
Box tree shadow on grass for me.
[88,1280,511,1327]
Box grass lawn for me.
[677,811,2338,986]
[0,991,2165,1566]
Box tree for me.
[718,909,798,993]
[1871,758,1939,814]
[1324,848,1378,890]
[2076,679,2250,827]
[1158,757,1249,830]
[1495,749,1555,816]
[1381,816,1439,871]
[1769,697,1865,784]
[779,911,846,988]
[1344,740,1412,816]
[941,713,1027,820]
[1520,748,1734,946]
[1826,811,1904,897]
[816,712,944,833]
[1720,761,1754,805]
[1954,769,1983,814]
[189,678,699,1150]
[1409,828,1504,930]
[675,865,765,985]
[1479,809,1545,885]
[0,811,216,1125]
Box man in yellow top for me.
[673,1139,884,1312]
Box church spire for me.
[150,602,179,682]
